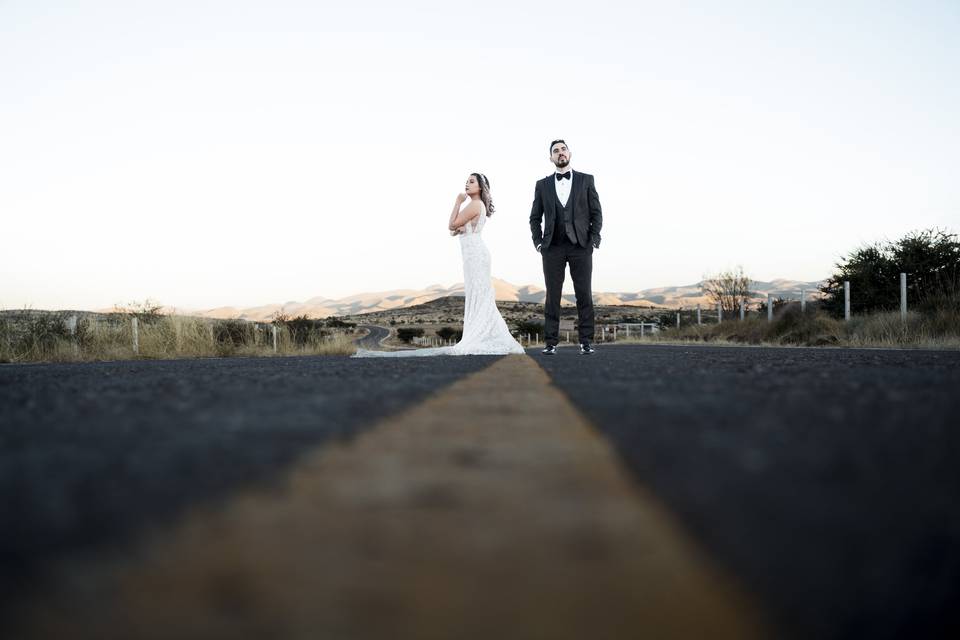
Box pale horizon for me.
[3,1,958,311]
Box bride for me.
[353,173,524,357]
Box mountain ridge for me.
[171,278,825,321]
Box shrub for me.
[436,326,462,341]
[20,312,72,357]
[213,319,250,347]
[114,299,165,325]
[654,313,675,328]
[275,315,326,346]
[325,317,356,329]
[768,307,843,345]
[757,297,788,316]
[397,327,424,343]
[513,319,544,337]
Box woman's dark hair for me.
[471,172,495,217]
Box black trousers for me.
[542,240,594,345]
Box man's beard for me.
[553,158,569,169]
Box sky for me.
[2,0,958,311]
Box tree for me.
[890,229,960,312]
[820,244,897,317]
[702,267,753,313]
[820,228,960,317]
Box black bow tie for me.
[556,171,571,181]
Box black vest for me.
[554,191,579,245]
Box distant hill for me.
[180,278,824,321]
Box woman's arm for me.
[448,194,466,230]
[448,195,481,231]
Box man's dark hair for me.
[549,139,568,154]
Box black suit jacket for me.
[529,171,603,251]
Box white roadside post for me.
[739,301,745,321]
[131,317,139,355]
[696,304,702,325]
[565,330,570,343]
[844,281,851,321]
[900,273,907,321]
[640,323,645,338]
[272,325,278,352]
[767,294,773,323]
[717,303,723,324]
[676,311,680,329]
[801,289,806,313]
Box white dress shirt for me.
[536,168,575,252]
[554,168,573,207]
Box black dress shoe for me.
[542,345,557,355]
[579,343,595,355]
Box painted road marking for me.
[12,354,765,639]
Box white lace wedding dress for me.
[353,203,524,357]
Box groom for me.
[529,139,603,355]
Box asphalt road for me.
[534,344,960,640]
[0,353,497,609]
[2,344,959,638]
[355,324,390,350]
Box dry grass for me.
[617,306,960,349]
[843,309,960,349]
[0,312,357,364]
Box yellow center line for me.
[14,354,766,639]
